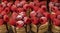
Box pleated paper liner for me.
[52,25,60,33]
[0,25,7,33]
[12,24,30,33]
[26,24,30,32]
[31,22,48,33]
[31,23,37,33]
[12,26,26,33]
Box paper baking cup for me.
[52,25,60,33]
[12,26,25,33]
[31,22,48,33]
